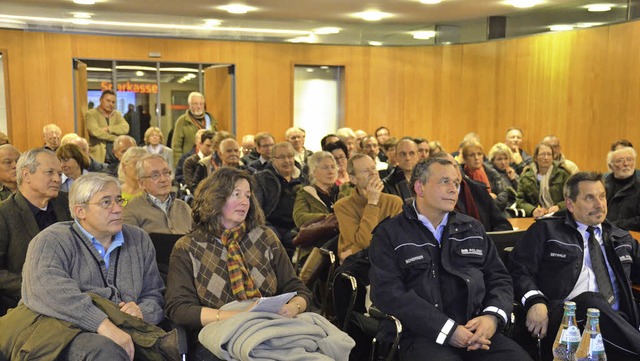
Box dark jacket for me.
[604,173,640,231]
[254,164,308,218]
[508,211,640,328]
[382,166,412,204]
[515,163,570,216]
[369,205,513,345]
[459,177,512,232]
[0,191,72,311]
[482,162,513,211]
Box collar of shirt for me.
[259,155,268,164]
[75,220,124,269]
[197,150,205,159]
[412,200,449,244]
[575,221,602,244]
[147,192,173,213]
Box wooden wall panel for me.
[2,21,640,172]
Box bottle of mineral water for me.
[575,308,607,361]
[552,301,581,361]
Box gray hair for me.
[60,133,80,146]
[307,151,336,183]
[135,153,167,179]
[117,147,148,182]
[606,146,636,168]
[188,92,205,104]
[487,142,512,163]
[69,173,121,218]
[270,141,294,158]
[285,127,304,138]
[336,127,356,140]
[113,135,137,152]
[16,148,56,187]
[43,124,61,135]
[410,157,456,196]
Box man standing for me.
[509,172,640,360]
[383,137,419,203]
[542,135,579,174]
[370,158,530,360]
[604,146,640,231]
[171,92,217,166]
[0,145,20,201]
[11,173,174,360]
[335,153,402,262]
[285,127,312,169]
[248,132,275,172]
[0,149,72,314]
[86,90,130,163]
[42,124,62,151]
[123,154,192,235]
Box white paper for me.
[249,292,297,313]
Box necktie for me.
[586,226,615,305]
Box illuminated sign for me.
[101,81,158,94]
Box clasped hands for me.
[449,315,498,351]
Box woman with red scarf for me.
[461,141,512,212]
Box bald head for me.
[0,144,21,189]
[219,138,241,167]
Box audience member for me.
[415,137,430,160]
[429,140,445,154]
[336,127,357,157]
[286,127,313,169]
[254,142,308,252]
[451,132,480,160]
[461,141,511,211]
[85,90,130,163]
[118,146,147,201]
[323,140,350,186]
[383,137,418,203]
[361,135,388,172]
[381,137,399,168]
[0,149,72,314]
[370,157,531,361]
[42,124,62,151]
[143,126,174,173]
[240,134,259,165]
[171,91,216,165]
[61,133,108,173]
[11,172,174,360]
[354,129,368,153]
[183,130,214,189]
[509,172,640,360]
[56,143,90,192]
[505,127,532,174]
[293,151,340,229]
[175,128,207,184]
[516,142,571,217]
[541,135,579,174]
[164,167,312,360]
[106,135,137,176]
[192,137,244,191]
[0,132,8,145]
[335,153,402,262]
[247,132,275,172]
[486,142,518,210]
[320,133,340,149]
[123,154,192,235]
[604,146,640,231]
[374,126,390,162]
[611,139,634,151]
[0,145,19,200]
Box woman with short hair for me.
[118,146,148,201]
[143,127,174,172]
[56,143,90,192]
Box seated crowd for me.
[0,91,640,360]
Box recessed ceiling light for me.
[587,4,613,12]
[204,19,222,27]
[505,0,542,8]
[420,0,442,4]
[549,25,574,31]
[369,41,383,46]
[320,66,329,69]
[306,68,314,73]
[218,4,257,14]
[353,10,392,22]
[314,27,341,35]
[71,18,91,25]
[411,30,437,39]
[135,71,144,76]
[73,0,96,4]
[72,12,92,19]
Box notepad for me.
[249,292,297,313]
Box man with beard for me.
[171,92,217,166]
[604,146,640,231]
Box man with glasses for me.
[9,172,177,360]
[248,132,275,172]
[123,154,192,235]
[0,148,72,315]
[0,144,20,201]
[383,137,419,203]
[604,146,640,231]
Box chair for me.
[148,232,184,282]
[296,236,339,318]
[487,229,526,267]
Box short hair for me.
[563,172,603,201]
[60,133,80,146]
[410,157,455,196]
[135,153,167,180]
[541,135,558,143]
[56,143,90,170]
[43,124,61,135]
[487,142,513,163]
[0,132,9,145]
[117,147,148,182]
[192,167,265,237]
[347,153,371,176]
[16,148,56,187]
[320,134,339,148]
[270,141,294,158]
[414,137,429,146]
[307,151,336,183]
[113,135,137,152]
[533,142,554,159]
[506,127,523,136]
[381,137,399,152]
[606,146,637,167]
[200,130,215,144]
[69,173,121,218]
[610,139,634,151]
[143,127,164,145]
[187,92,205,104]
[254,132,274,147]
[100,90,115,99]
[195,129,208,144]
[428,140,445,153]
[374,126,389,137]
[323,140,349,158]
[360,135,378,149]
[212,130,234,149]
[461,141,484,158]
[285,127,304,138]
[336,127,356,140]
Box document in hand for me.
[249,292,297,313]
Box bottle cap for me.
[586,308,600,317]
[564,301,576,311]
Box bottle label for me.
[590,334,605,354]
[561,325,581,344]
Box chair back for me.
[487,229,526,266]
[148,232,185,280]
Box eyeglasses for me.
[612,157,635,166]
[83,197,128,209]
[537,152,553,158]
[274,154,295,160]
[140,170,172,181]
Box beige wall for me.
[2,21,640,171]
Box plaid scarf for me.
[220,222,262,300]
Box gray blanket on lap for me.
[199,310,354,361]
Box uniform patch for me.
[619,255,632,262]
[460,248,483,256]
[405,255,424,264]
[549,252,567,259]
